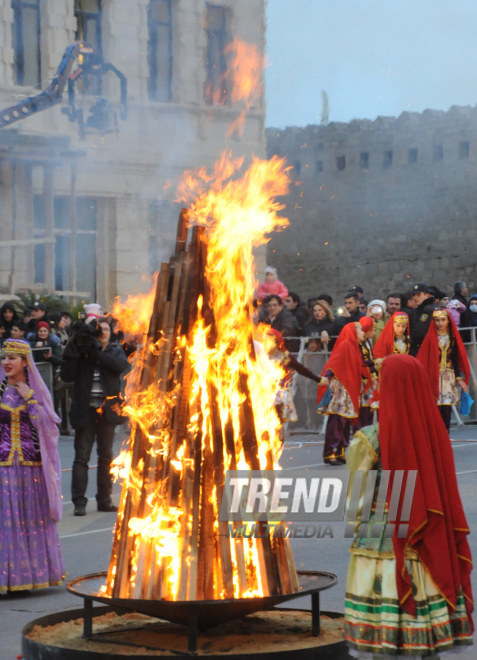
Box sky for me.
[265,0,477,128]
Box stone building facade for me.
[0,0,266,307]
[266,106,477,305]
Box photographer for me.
[61,316,128,516]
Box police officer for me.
[409,283,436,356]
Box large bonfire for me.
[105,40,297,603]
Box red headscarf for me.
[317,323,371,419]
[373,312,410,359]
[416,310,470,400]
[380,355,473,628]
[359,316,375,334]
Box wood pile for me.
[106,210,298,602]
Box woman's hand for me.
[44,349,52,360]
[458,380,468,393]
[320,331,330,345]
[320,376,330,387]
[36,341,43,347]
[14,382,32,399]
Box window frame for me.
[204,3,230,106]
[147,0,173,102]
[11,0,41,88]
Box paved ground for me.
[1,424,477,659]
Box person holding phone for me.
[30,321,62,367]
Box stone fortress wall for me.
[265,105,477,305]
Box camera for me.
[72,315,103,352]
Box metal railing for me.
[284,327,477,434]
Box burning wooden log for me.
[107,155,296,603]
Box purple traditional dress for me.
[0,339,64,592]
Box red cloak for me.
[380,354,473,628]
[416,311,470,401]
[316,322,371,419]
[373,312,410,359]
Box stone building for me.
[266,106,477,305]
[0,0,266,307]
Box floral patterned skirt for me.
[345,554,472,656]
[320,377,357,418]
[437,368,460,406]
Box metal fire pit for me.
[63,569,337,654]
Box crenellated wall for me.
[266,105,477,304]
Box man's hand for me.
[320,331,330,345]
[342,307,351,318]
[14,382,33,399]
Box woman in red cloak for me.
[373,311,410,358]
[345,354,473,657]
[417,309,470,431]
[317,322,373,465]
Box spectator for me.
[283,292,308,330]
[60,311,72,330]
[386,292,402,315]
[401,290,417,316]
[25,302,47,339]
[359,299,368,314]
[0,301,19,340]
[335,292,365,334]
[367,299,387,343]
[439,292,450,308]
[317,294,333,307]
[30,321,63,367]
[349,285,364,300]
[61,317,128,516]
[304,300,335,350]
[452,282,471,336]
[263,295,300,340]
[468,294,477,327]
[23,307,34,325]
[453,281,469,308]
[257,267,288,302]
[10,320,26,340]
[0,323,5,347]
[53,313,71,351]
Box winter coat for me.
[61,339,128,429]
[257,279,289,301]
[446,300,466,327]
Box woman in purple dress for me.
[0,338,64,593]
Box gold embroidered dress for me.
[344,424,472,657]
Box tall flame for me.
[224,38,264,136]
[107,151,294,602]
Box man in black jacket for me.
[409,283,436,356]
[61,317,128,516]
[263,295,301,350]
[334,291,365,335]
